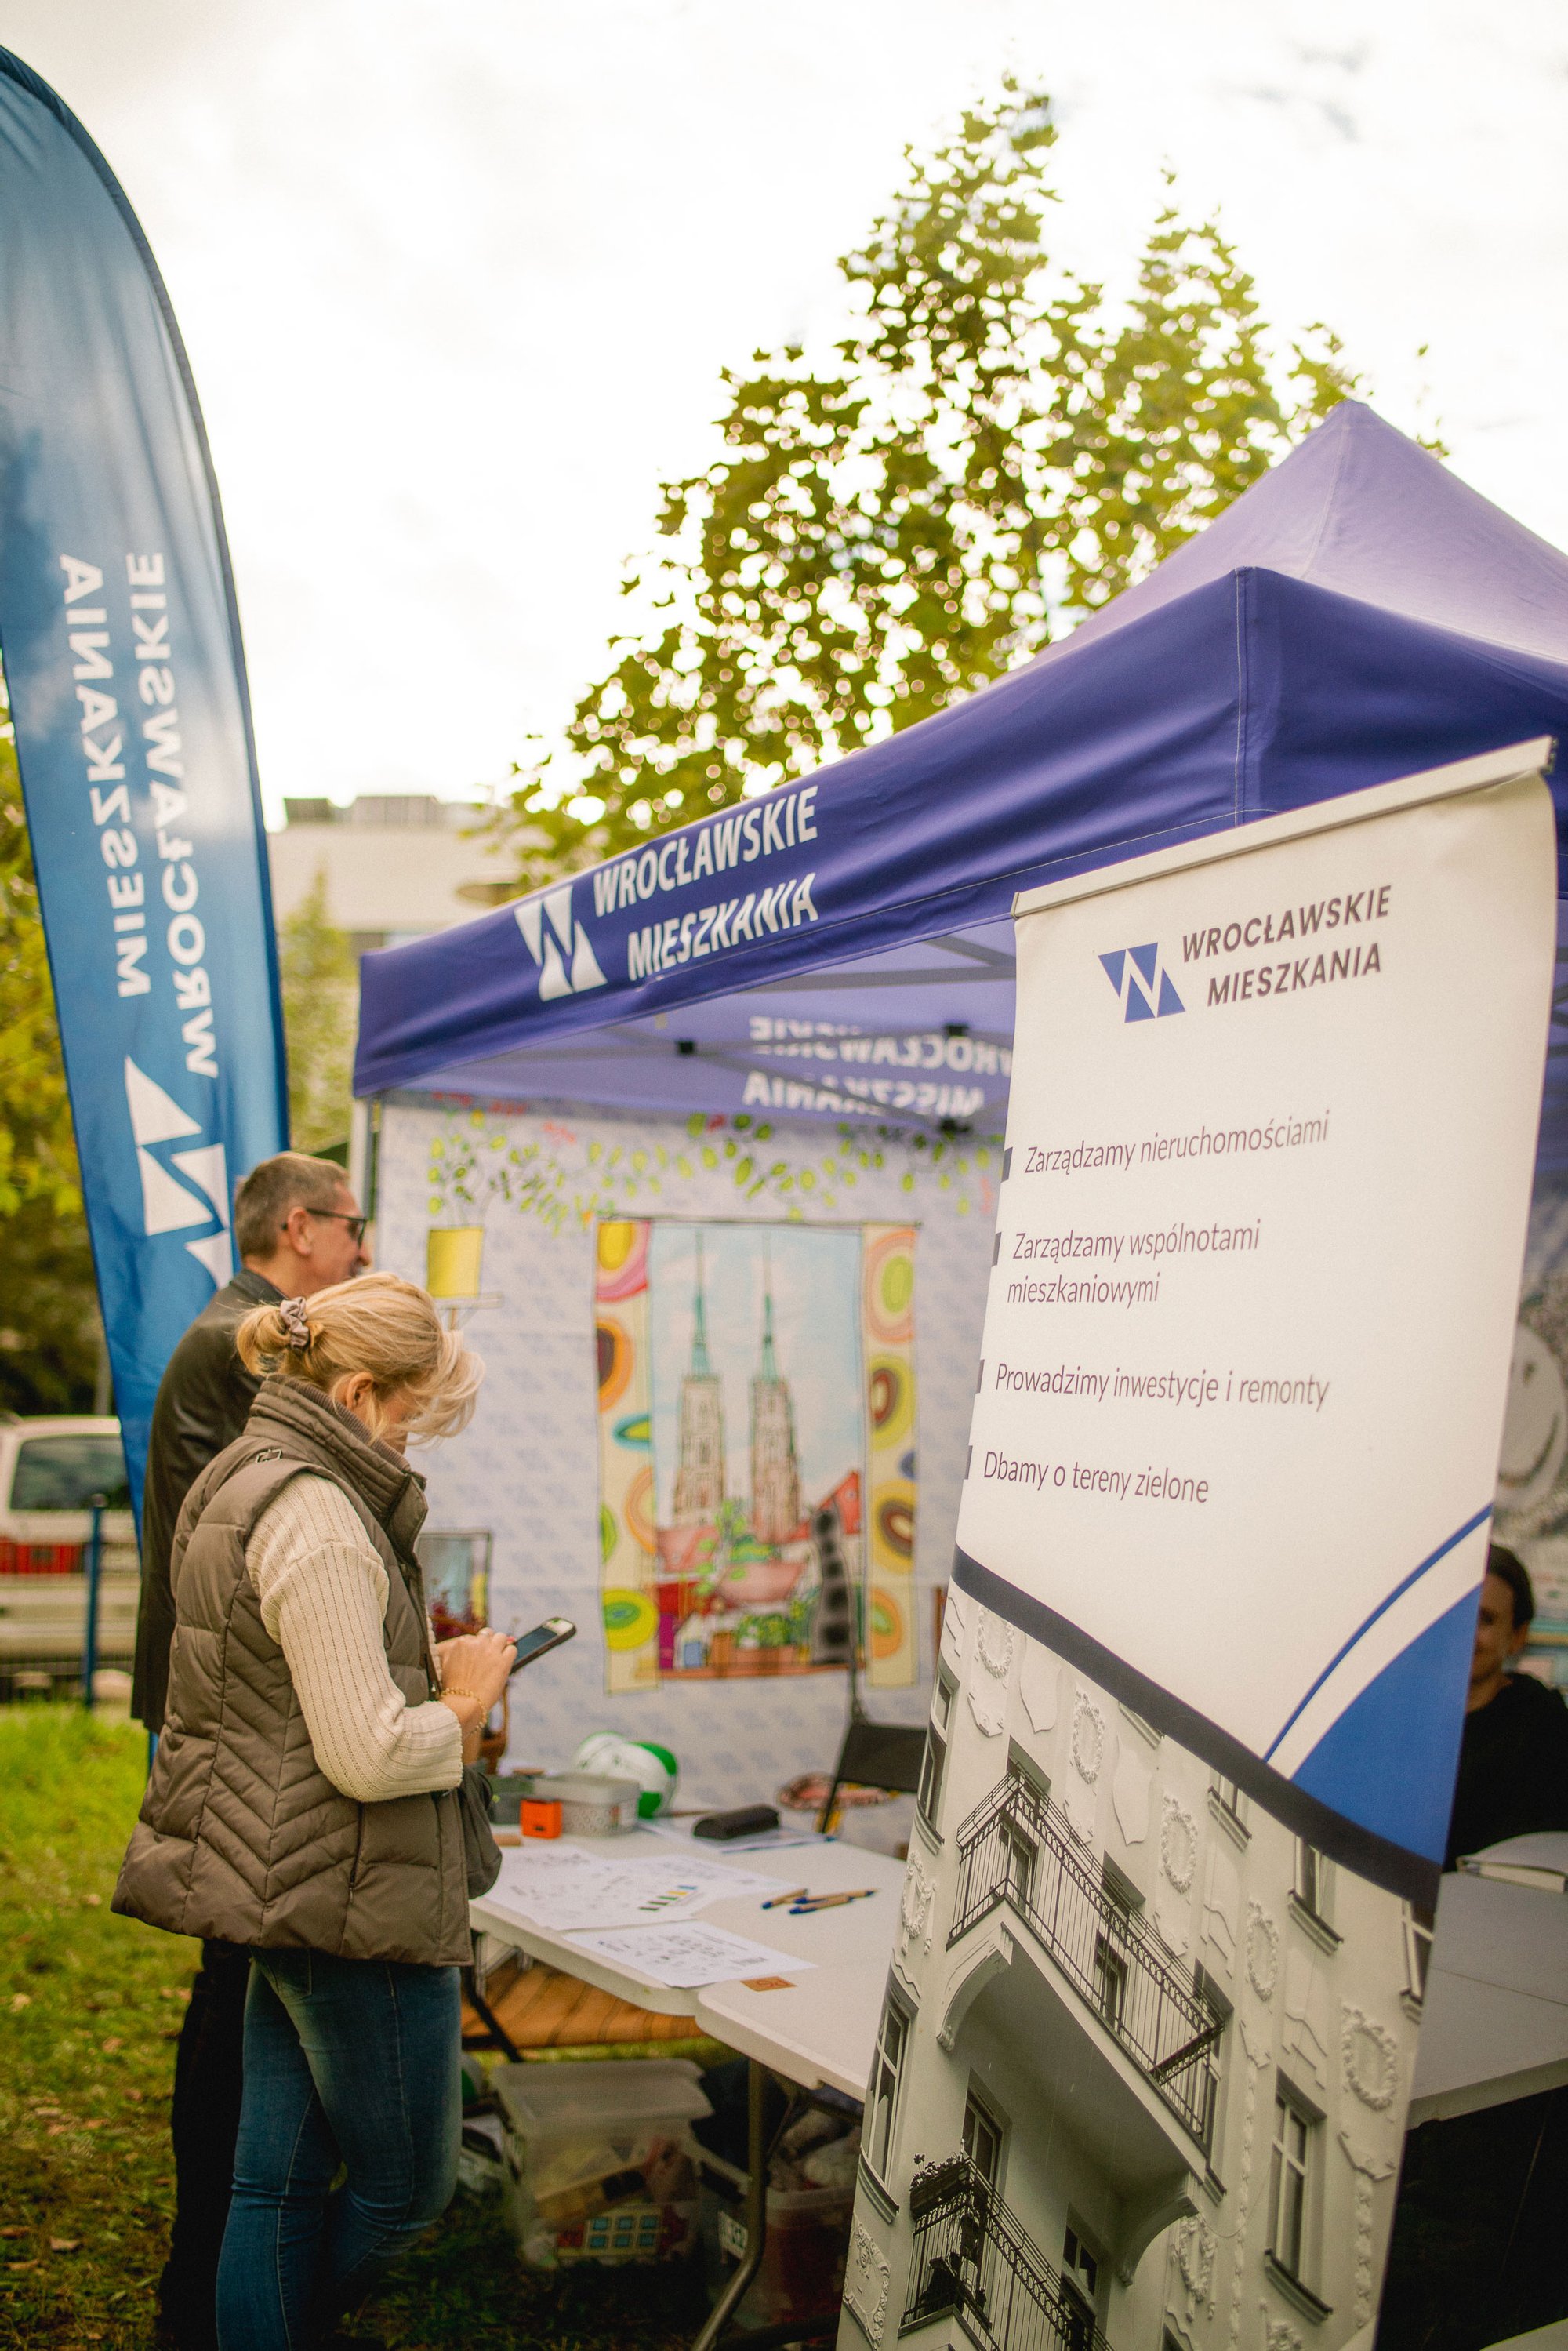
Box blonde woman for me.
[114,1272,515,2351]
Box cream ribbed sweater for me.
[247,1475,463,1803]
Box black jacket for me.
[132,1269,282,1731]
[1444,1670,1568,1868]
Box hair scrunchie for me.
[278,1296,313,1353]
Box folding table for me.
[469,1827,907,2350]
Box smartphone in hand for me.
[509,1616,576,1673]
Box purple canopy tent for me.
[355,402,1568,1168]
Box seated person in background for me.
[1444,1545,1568,1867]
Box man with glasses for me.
[133,1150,369,2351]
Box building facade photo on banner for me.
[843,1598,1428,2351]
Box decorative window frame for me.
[1266,2071,1329,2316]
[1207,1774,1251,1848]
[1400,1902,1435,2015]
[1290,1844,1342,1953]
[961,2079,1008,2195]
[863,1986,915,2194]
[916,1674,956,1839]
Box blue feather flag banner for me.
[0,50,286,1512]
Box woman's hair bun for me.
[236,1301,302,1375]
[233,1271,481,1443]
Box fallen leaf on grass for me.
[9,1992,31,2010]
[49,2237,82,2251]
[46,2123,69,2137]
[5,2258,36,2271]
[100,2036,123,2051]
[0,2226,26,2238]
[82,1892,101,1906]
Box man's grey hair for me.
[234,1152,349,1260]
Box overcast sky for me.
[2,0,1565,823]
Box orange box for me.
[520,1797,563,1840]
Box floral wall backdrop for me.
[373,1097,996,1797]
[1493,1173,1568,1684]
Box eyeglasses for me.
[293,1208,369,1245]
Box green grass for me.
[0,1708,712,2349]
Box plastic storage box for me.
[527,1770,641,1836]
[494,2058,712,2268]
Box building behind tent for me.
[269,794,506,961]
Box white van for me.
[0,1416,140,1695]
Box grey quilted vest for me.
[113,1375,470,1966]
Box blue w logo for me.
[1099,944,1184,1022]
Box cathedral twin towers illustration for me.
[672,1235,801,1541]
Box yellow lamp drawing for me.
[427,1226,485,1299]
[426,1226,498,1327]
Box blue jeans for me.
[215,1949,459,2351]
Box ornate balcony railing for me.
[949,1773,1221,2153]
[902,2154,1116,2351]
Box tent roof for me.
[1042,399,1568,669]
[355,403,1568,1135]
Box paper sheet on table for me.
[567,1921,817,1989]
[489,1846,792,1931]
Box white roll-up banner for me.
[954,741,1557,1899]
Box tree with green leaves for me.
[492,84,1354,886]
[278,870,356,1154]
[1,734,81,1226]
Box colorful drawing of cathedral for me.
[673,1235,726,1524]
[749,1245,801,1543]
[655,1228,857,1678]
